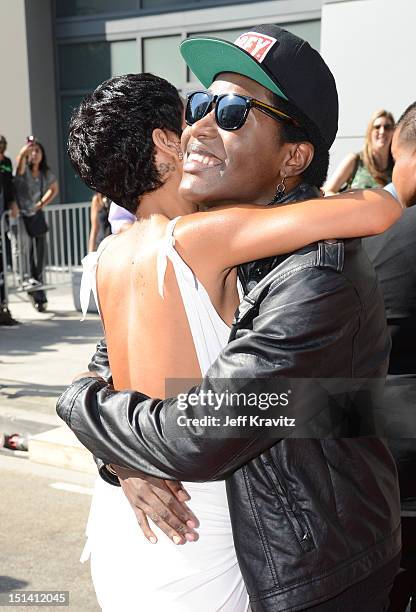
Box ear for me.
[152,128,182,161]
[282,142,315,178]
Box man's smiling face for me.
[180,73,290,207]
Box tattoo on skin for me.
[158,162,176,178]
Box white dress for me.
[80,217,250,612]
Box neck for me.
[0,153,5,161]
[138,170,197,219]
[372,148,389,170]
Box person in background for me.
[0,135,19,325]
[363,102,416,612]
[0,135,14,193]
[325,109,395,194]
[14,139,59,312]
[88,193,111,253]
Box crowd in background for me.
[0,136,58,324]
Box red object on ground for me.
[2,433,28,451]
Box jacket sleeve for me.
[57,267,361,481]
[88,338,113,384]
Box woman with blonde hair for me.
[325,109,395,195]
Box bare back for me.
[96,215,240,398]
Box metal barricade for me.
[0,202,91,304]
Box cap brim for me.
[180,37,288,101]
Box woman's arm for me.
[88,193,102,252]
[15,144,32,176]
[324,153,358,195]
[175,189,402,272]
[35,180,59,211]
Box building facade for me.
[0,0,413,203]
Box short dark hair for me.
[397,101,416,145]
[68,73,183,214]
[272,94,330,188]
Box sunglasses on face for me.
[373,123,394,131]
[185,91,300,131]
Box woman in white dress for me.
[69,73,400,611]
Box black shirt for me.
[0,156,14,217]
[363,205,416,375]
[363,206,416,510]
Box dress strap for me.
[80,235,115,321]
[157,216,182,297]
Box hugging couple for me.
[58,25,402,612]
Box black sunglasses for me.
[185,91,300,131]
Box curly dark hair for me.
[271,94,330,188]
[68,73,183,214]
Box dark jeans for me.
[388,517,416,612]
[29,234,47,304]
[303,554,400,611]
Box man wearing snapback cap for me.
[58,26,401,611]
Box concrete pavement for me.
[1,285,102,418]
[0,453,99,611]
[0,286,103,609]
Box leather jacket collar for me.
[238,182,321,293]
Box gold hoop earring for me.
[269,177,286,205]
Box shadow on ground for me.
[0,380,67,399]
[0,575,29,592]
[0,315,102,358]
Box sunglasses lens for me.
[216,95,247,130]
[186,93,212,125]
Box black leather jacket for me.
[57,184,401,611]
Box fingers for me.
[146,507,199,545]
[134,508,158,544]
[157,487,200,530]
[146,489,200,543]
[164,480,191,503]
[116,470,200,544]
[119,478,199,545]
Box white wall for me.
[321,0,416,175]
[0,0,32,165]
[0,0,59,189]
[25,0,60,191]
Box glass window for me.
[142,0,200,7]
[60,95,93,203]
[143,35,183,87]
[111,40,138,77]
[189,28,244,43]
[56,0,138,18]
[59,42,111,91]
[141,0,262,8]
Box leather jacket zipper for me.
[260,453,314,553]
